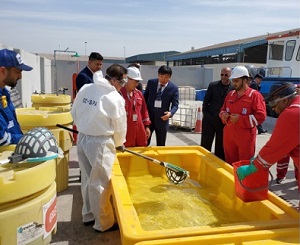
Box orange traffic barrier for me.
[72,73,78,144]
[194,107,202,133]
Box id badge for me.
[132,114,138,121]
[154,100,162,108]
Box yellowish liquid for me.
[127,175,244,231]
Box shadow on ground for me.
[50,161,121,245]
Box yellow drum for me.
[0,182,57,245]
[16,107,74,192]
[31,94,71,110]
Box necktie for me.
[156,84,164,100]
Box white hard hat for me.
[127,67,143,81]
[230,66,249,79]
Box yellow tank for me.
[31,94,71,110]
[0,182,57,245]
[0,153,56,204]
[0,145,16,152]
[16,107,73,130]
[16,107,74,192]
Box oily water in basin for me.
[127,175,244,231]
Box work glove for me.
[236,158,258,181]
[116,145,125,152]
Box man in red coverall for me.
[219,66,266,164]
[120,67,151,147]
[237,82,299,191]
[275,84,300,184]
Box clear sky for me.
[1,0,299,58]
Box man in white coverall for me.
[71,64,127,232]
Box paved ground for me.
[50,122,299,245]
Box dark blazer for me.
[249,80,261,91]
[202,80,234,118]
[76,66,93,92]
[144,78,179,129]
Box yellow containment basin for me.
[31,94,71,110]
[0,151,56,204]
[135,227,299,245]
[0,182,57,245]
[111,146,299,245]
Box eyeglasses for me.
[116,77,128,87]
[105,75,127,87]
[221,74,229,77]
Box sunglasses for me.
[221,74,229,77]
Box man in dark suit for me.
[144,65,179,146]
[249,73,267,134]
[76,52,103,92]
[200,67,234,160]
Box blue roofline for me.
[166,39,267,61]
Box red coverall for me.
[220,88,266,164]
[276,155,290,179]
[120,88,151,147]
[253,96,300,190]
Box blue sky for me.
[1,0,299,57]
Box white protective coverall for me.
[71,75,126,231]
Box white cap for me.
[229,66,249,79]
[127,67,143,81]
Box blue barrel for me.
[195,89,207,101]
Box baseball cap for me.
[0,49,33,71]
[127,67,143,81]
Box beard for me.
[234,81,244,91]
[4,76,18,88]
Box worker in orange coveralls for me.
[219,66,266,164]
[120,66,151,147]
[237,82,299,191]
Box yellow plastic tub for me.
[111,146,299,245]
[31,94,71,110]
[0,182,57,245]
[135,228,299,245]
[0,153,56,204]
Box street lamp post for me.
[85,42,87,56]
[54,48,80,95]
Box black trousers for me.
[147,124,167,146]
[200,114,225,160]
[257,124,266,133]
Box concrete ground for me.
[50,123,299,245]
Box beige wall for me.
[0,44,52,107]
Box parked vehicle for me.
[258,29,300,117]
